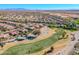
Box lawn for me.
[2,29,65,55]
[74,19,79,25]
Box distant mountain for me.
[0,8,79,11]
[0,8,29,11]
[0,8,79,13]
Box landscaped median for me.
[1,29,66,55]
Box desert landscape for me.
[0,8,79,55]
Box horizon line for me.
[0,8,79,10]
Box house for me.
[15,36,26,41]
[0,34,9,38]
[27,34,37,40]
[9,31,18,36]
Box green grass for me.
[2,29,65,55]
[0,31,5,34]
[74,20,79,25]
[48,24,77,32]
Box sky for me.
[0,4,79,10]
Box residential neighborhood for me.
[0,5,79,55]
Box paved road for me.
[48,31,79,55]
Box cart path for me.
[32,31,71,55]
[0,26,55,54]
